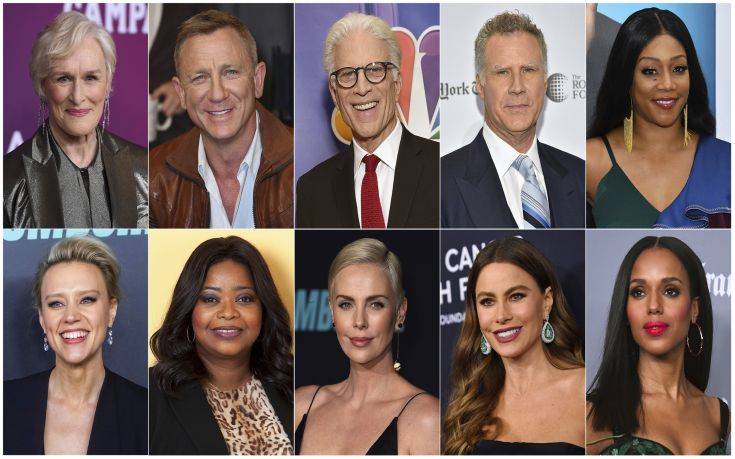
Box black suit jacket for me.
[441,130,585,228]
[149,370,294,455]
[296,126,439,228]
[3,368,148,454]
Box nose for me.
[508,70,527,95]
[353,69,373,96]
[70,80,84,105]
[217,299,240,320]
[495,300,512,324]
[647,293,664,315]
[64,303,81,323]
[353,305,368,330]
[657,69,677,91]
[208,73,228,102]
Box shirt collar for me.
[198,111,261,180]
[353,120,402,176]
[482,122,542,176]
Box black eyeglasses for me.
[330,62,397,89]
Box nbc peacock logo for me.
[331,25,441,144]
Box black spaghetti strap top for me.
[295,387,427,455]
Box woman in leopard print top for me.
[149,236,294,455]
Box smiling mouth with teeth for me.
[60,330,89,341]
[353,101,378,111]
[207,109,232,116]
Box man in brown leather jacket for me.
[149,10,293,228]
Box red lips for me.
[643,321,669,336]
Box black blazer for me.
[296,126,439,228]
[149,370,294,455]
[3,126,148,228]
[441,130,585,228]
[3,368,147,454]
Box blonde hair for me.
[328,238,404,306]
[174,9,258,75]
[29,11,116,100]
[33,236,120,310]
[323,12,401,76]
[474,11,548,79]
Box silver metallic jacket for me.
[4,126,148,228]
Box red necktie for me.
[360,154,385,228]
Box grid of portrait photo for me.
[2,2,731,456]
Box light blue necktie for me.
[511,154,551,228]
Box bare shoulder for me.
[586,136,612,201]
[295,385,322,425]
[398,392,440,455]
[585,400,614,455]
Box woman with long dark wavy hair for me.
[443,237,585,455]
[586,8,730,228]
[586,236,728,455]
[149,236,294,455]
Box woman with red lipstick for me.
[149,236,294,455]
[586,8,730,228]
[587,236,728,455]
[4,11,147,229]
[294,238,440,455]
[443,237,585,455]
[3,236,147,454]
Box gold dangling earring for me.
[683,104,692,147]
[623,97,634,152]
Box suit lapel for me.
[88,370,120,454]
[23,130,64,227]
[100,133,137,227]
[456,131,517,228]
[387,129,422,228]
[332,150,359,227]
[538,142,573,228]
[166,381,229,454]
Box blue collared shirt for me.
[197,112,262,228]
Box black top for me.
[149,367,294,455]
[470,440,584,455]
[295,386,427,455]
[3,368,148,454]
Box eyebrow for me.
[44,289,100,300]
[476,285,530,297]
[334,294,390,301]
[638,54,687,63]
[201,286,255,292]
[630,277,683,285]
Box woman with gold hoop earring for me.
[586,7,730,228]
[587,236,729,454]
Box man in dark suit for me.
[296,12,439,229]
[442,11,584,229]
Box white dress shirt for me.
[482,123,549,228]
[197,112,262,228]
[353,121,403,226]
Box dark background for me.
[3,230,148,387]
[440,230,585,408]
[295,230,439,396]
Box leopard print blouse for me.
[203,377,293,455]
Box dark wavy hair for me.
[587,236,713,434]
[588,7,715,138]
[150,236,293,398]
[443,237,584,454]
